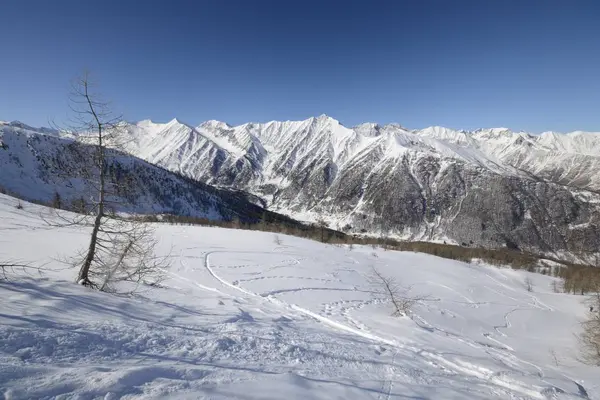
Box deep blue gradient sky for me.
[2,0,600,132]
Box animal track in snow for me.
[236,275,337,284]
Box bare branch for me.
[369,267,429,317]
[0,260,46,281]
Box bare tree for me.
[579,280,600,365]
[273,234,283,246]
[369,267,426,317]
[549,348,560,367]
[579,304,600,365]
[380,228,392,251]
[315,216,328,243]
[524,276,534,292]
[52,191,62,209]
[49,72,168,291]
[552,279,562,293]
[230,216,241,229]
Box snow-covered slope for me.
[117,116,600,259]
[0,120,275,222]
[1,195,597,399]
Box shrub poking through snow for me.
[369,267,428,317]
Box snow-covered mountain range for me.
[122,115,600,192]
[3,117,600,259]
[0,121,275,223]
[117,115,600,259]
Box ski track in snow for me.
[197,248,587,400]
[203,250,399,347]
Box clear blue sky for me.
[1,0,600,132]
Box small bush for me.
[524,277,534,292]
[579,292,600,365]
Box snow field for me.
[0,194,597,399]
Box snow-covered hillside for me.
[1,194,597,399]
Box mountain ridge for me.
[10,116,600,139]
[122,116,600,138]
[114,115,600,190]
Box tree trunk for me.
[76,80,105,285]
[78,209,102,284]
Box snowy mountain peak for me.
[165,117,191,128]
[0,120,59,136]
[384,123,406,130]
[316,113,334,120]
[136,119,158,126]
[353,122,382,137]
[199,119,231,130]
[308,114,341,126]
[353,122,379,129]
[418,126,469,144]
[7,120,36,130]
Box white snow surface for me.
[0,194,597,399]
